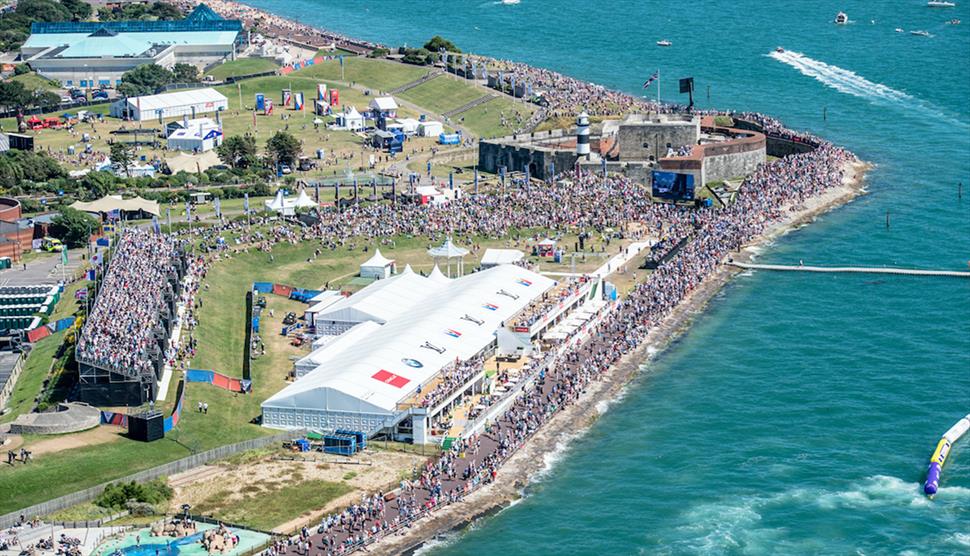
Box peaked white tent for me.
[480,248,525,269]
[265,189,316,215]
[331,106,364,131]
[428,237,470,277]
[427,265,451,284]
[359,249,396,280]
[294,189,316,208]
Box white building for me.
[110,88,228,122]
[330,106,364,132]
[166,119,223,152]
[417,120,444,137]
[395,118,420,135]
[261,264,557,442]
[368,96,398,117]
[480,248,525,269]
[359,249,396,280]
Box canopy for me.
[428,237,469,259]
[361,248,394,269]
[294,189,316,208]
[481,248,525,267]
[70,195,160,217]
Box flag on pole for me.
[643,71,659,89]
[244,193,250,213]
[185,200,191,222]
[214,197,222,218]
[152,216,160,234]
[61,246,68,265]
[75,288,88,300]
[86,268,96,281]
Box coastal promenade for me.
[731,262,970,278]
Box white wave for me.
[411,530,461,556]
[530,431,580,484]
[769,50,968,129]
[949,532,970,547]
[814,475,930,510]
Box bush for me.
[368,47,389,59]
[714,115,734,127]
[95,479,173,510]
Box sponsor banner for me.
[372,369,409,388]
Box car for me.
[92,90,109,100]
[41,237,63,252]
[282,312,297,325]
[60,96,74,104]
[280,164,292,175]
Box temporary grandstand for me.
[76,232,188,406]
[261,264,557,443]
[20,4,243,88]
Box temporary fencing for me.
[99,411,128,427]
[186,369,250,393]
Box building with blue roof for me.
[20,4,244,89]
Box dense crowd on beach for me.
[76,230,182,378]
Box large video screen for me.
[651,171,695,201]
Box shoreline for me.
[376,158,871,556]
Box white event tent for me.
[261,264,556,439]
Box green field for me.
[398,75,487,115]
[205,58,279,81]
[456,95,536,139]
[8,72,60,92]
[297,57,429,92]
[192,478,351,531]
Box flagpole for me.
[657,68,661,106]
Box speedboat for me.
[927,1,956,7]
[834,11,849,24]
[656,39,672,47]
[947,18,961,24]
[895,28,905,33]
[910,30,931,36]
[775,46,785,53]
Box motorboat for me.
[656,39,672,47]
[775,46,785,53]
[927,1,956,7]
[834,11,849,24]
[947,18,961,24]
[910,30,932,36]
[895,27,905,33]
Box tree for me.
[13,64,30,76]
[217,135,258,169]
[172,63,199,83]
[33,90,61,111]
[147,2,182,20]
[117,64,174,97]
[266,131,300,166]
[49,207,98,248]
[110,142,134,178]
[0,81,31,111]
[401,48,433,66]
[423,36,460,54]
[79,171,115,200]
[16,0,71,22]
[60,0,92,20]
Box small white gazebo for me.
[427,237,469,277]
[360,249,396,280]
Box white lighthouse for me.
[576,111,590,157]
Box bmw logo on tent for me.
[402,358,423,369]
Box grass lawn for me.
[398,75,487,115]
[193,478,351,531]
[457,95,536,139]
[298,57,429,92]
[9,72,60,92]
[205,58,279,81]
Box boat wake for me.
[768,49,968,129]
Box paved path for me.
[731,262,970,278]
[0,250,85,287]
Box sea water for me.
[242,0,970,552]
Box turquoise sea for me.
[243,1,970,553]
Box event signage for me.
[372,370,409,388]
[651,170,695,201]
[401,358,423,369]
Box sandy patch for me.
[168,448,427,533]
[26,425,125,456]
